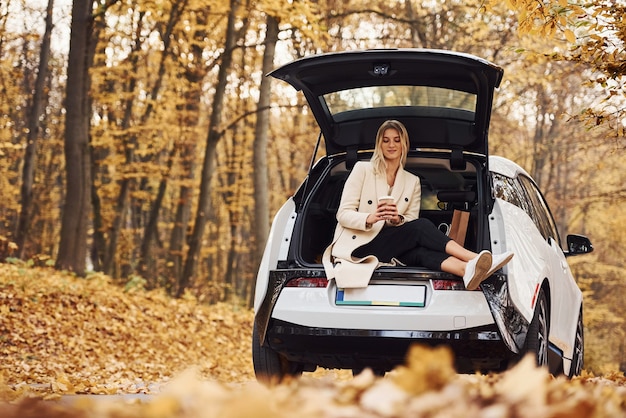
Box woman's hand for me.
[366,201,401,225]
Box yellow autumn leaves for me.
[2,345,626,417]
[0,263,255,398]
[1,263,625,417]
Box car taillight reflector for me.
[285,277,329,288]
[432,279,466,291]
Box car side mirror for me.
[566,234,593,256]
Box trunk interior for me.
[296,155,483,266]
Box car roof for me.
[269,49,504,156]
[489,156,531,178]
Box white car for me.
[252,49,593,381]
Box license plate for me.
[336,285,426,307]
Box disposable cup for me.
[378,196,394,205]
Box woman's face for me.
[380,128,402,162]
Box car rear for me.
[266,272,508,373]
[253,49,512,379]
[255,152,512,374]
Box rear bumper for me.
[255,267,529,370]
[266,319,512,373]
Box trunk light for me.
[285,277,329,288]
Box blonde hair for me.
[370,120,410,175]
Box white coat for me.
[322,161,422,287]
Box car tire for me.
[568,308,584,377]
[524,288,549,367]
[352,368,386,377]
[252,320,303,385]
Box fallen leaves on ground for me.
[1,263,625,417]
[0,263,255,397]
[1,348,625,417]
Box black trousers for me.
[352,218,452,270]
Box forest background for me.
[0,0,624,373]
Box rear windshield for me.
[323,85,476,116]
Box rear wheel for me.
[524,289,549,367]
[252,320,303,385]
[568,309,584,377]
[352,368,386,377]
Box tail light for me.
[432,279,466,291]
[285,277,329,288]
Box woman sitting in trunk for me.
[322,119,513,289]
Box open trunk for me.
[293,151,490,267]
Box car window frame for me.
[517,175,562,248]
[492,172,563,249]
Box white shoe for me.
[463,250,492,291]
[486,251,514,277]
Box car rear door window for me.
[492,172,557,243]
[518,175,561,247]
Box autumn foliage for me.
[1,0,624,305]
[0,263,625,417]
[0,262,254,397]
[1,0,626,412]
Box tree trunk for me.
[15,0,54,259]
[168,91,200,285]
[102,14,148,276]
[55,0,94,275]
[139,146,176,285]
[251,14,279,296]
[177,0,240,297]
[168,142,194,285]
[90,145,105,271]
[136,2,185,283]
[88,14,113,273]
[221,130,243,300]
[404,0,425,48]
